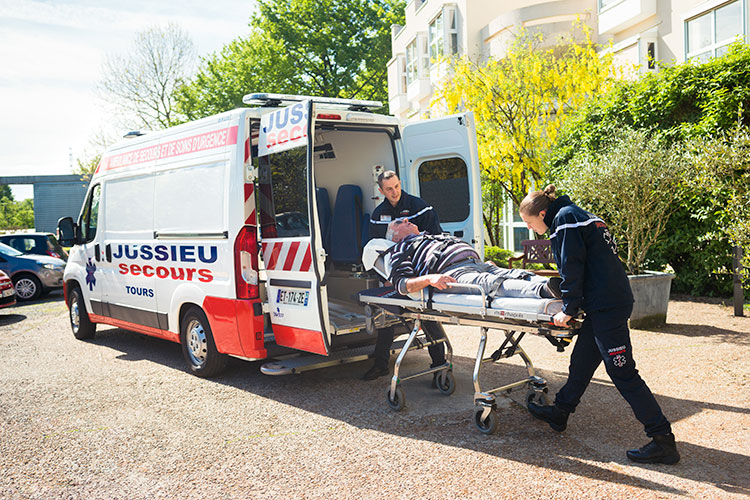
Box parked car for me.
[0,232,68,261]
[0,270,16,309]
[0,243,65,300]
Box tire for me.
[68,286,95,340]
[435,370,456,396]
[386,386,406,411]
[13,274,42,301]
[474,406,499,435]
[180,306,227,378]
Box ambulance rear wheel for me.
[180,306,227,378]
[69,286,95,340]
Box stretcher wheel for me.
[526,388,551,407]
[473,406,499,435]
[435,370,456,396]
[386,386,406,411]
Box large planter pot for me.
[627,271,674,329]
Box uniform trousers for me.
[554,304,672,437]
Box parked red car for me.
[0,270,16,309]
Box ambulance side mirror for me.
[57,217,79,247]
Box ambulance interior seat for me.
[316,187,332,255]
[329,184,364,267]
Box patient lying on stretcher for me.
[362,219,561,300]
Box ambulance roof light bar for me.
[242,93,382,112]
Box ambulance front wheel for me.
[69,286,95,340]
[180,306,227,378]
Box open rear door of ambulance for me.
[258,100,331,355]
[401,112,483,253]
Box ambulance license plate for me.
[277,289,309,307]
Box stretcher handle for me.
[419,281,488,316]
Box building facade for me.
[387,0,749,251]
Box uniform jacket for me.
[369,191,442,240]
[544,195,634,316]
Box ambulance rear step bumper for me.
[259,334,441,375]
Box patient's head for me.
[386,219,419,242]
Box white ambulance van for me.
[58,94,482,377]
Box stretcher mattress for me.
[359,286,563,323]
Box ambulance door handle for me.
[94,244,100,262]
[105,244,112,262]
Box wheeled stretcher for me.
[359,283,581,434]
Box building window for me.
[406,39,418,85]
[446,7,459,55]
[598,0,622,12]
[400,56,407,93]
[417,157,469,223]
[429,13,444,62]
[686,0,743,62]
[419,34,430,73]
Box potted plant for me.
[555,128,687,327]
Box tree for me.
[432,23,617,243]
[177,0,405,119]
[98,23,197,130]
[177,31,300,121]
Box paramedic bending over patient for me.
[362,169,445,381]
[519,185,680,465]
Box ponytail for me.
[520,184,557,216]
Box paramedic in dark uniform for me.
[518,184,680,465]
[362,169,446,381]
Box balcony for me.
[599,0,656,35]
[406,76,432,102]
[389,93,409,115]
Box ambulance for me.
[57,94,483,377]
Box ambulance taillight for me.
[234,226,259,299]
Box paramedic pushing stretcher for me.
[362,170,446,381]
[519,185,680,465]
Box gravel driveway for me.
[1,292,748,500]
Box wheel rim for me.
[15,278,37,299]
[70,297,80,334]
[186,319,208,367]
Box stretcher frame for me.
[360,282,580,434]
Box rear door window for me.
[417,157,470,223]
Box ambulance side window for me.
[258,147,310,238]
[80,184,101,243]
[417,157,469,223]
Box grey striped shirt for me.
[389,233,480,295]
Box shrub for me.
[484,246,514,268]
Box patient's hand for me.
[426,274,457,290]
[405,274,457,293]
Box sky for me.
[0,0,256,199]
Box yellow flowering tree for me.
[432,23,618,241]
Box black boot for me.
[528,401,569,432]
[362,364,389,381]
[626,434,680,464]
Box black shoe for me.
[362,365,389,381]
[544,277,563,299]
[528,401,569,432]
[626,434,680,464]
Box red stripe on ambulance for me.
[101,125,239,171]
